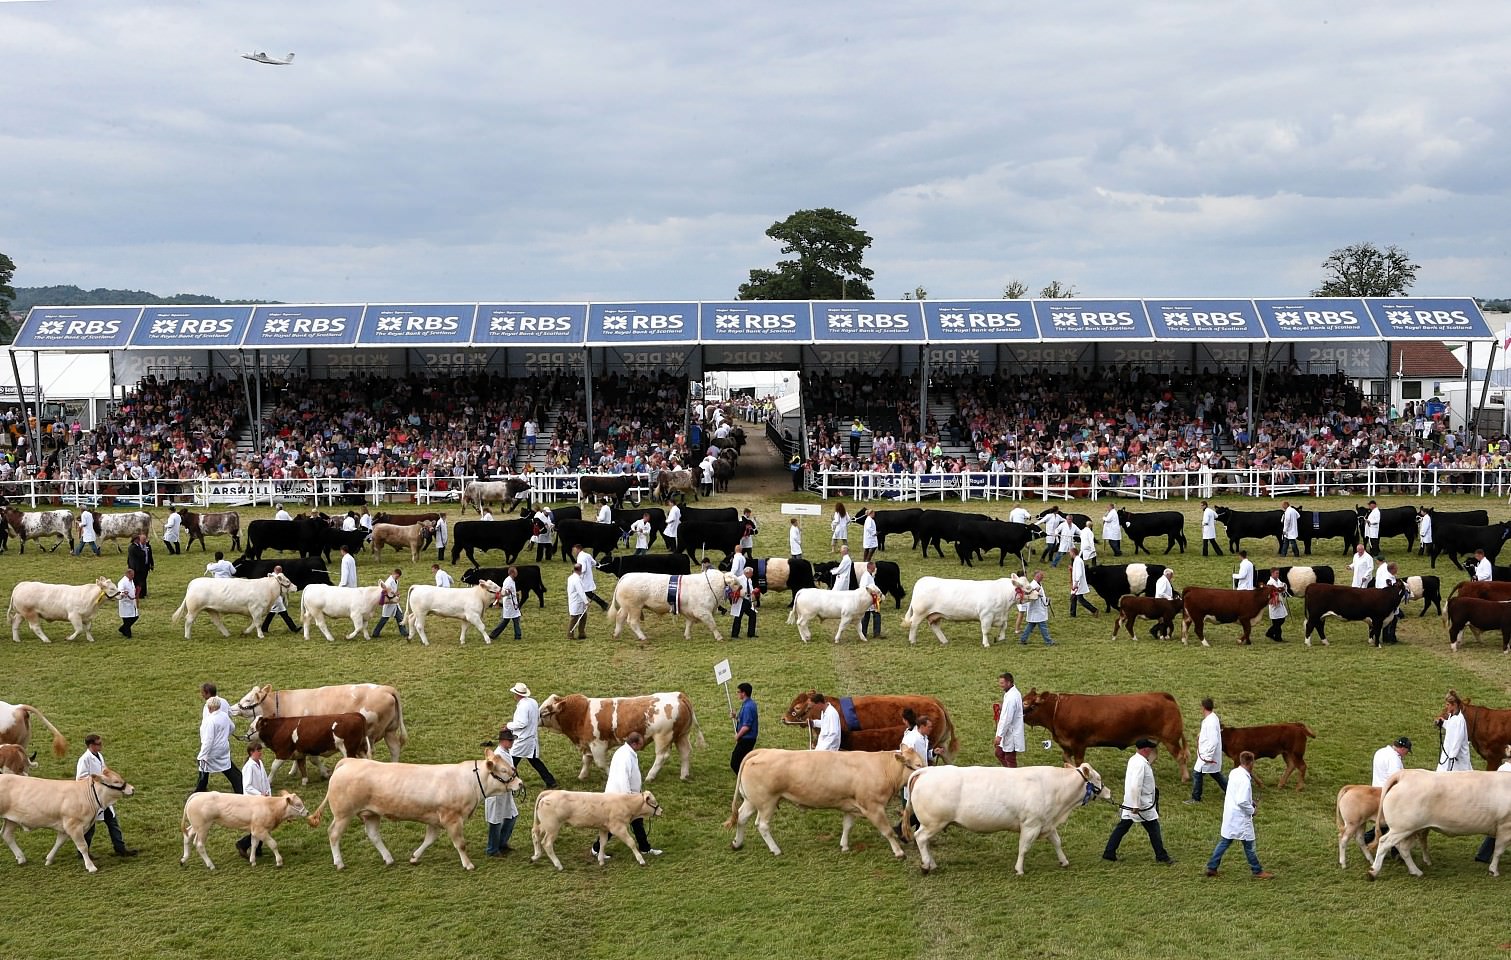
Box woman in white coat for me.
[830,504,850,553]
[1204,751,1272,878]
[1437,690,1473,771]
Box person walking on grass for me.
[1205,751,1273,879]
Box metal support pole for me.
[31,351,45,473]
[583,348,594,464]
[1246,343,1255,440]
[1474,339,1497,443]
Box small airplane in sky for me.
[241,52,295,65]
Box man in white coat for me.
[1068,546,1097,617]
[1101,505,1122,557]
[1102,739,1175,864]
[116,568,139,638]
[433,514,448,563]
[789,518,803,560]
[1008,504,1031,528]
[274,503,293,522]
[195,696,243,794]
[74,507,101,556]
[664,502,682,554]
[1349,544,1374,588]
[235,742,271,859]
[1053,518,1076,569]
[1475,749,1511,863]
[811,693,842,750]
[1077,522,1097,566]
[1231,550,1254,590]
[857,561,882,638]
[162,508,183,555]
[1201,501,1223,556]
[1155,569,1177,601]
[1363,500,1383,555]
[507,682,558,788]
[1416,507,1433,558]
[485,728,520,856]
[861,511,879,561]
[1363,735,1412,845]
[832,546,853,592]
[1040,509,1064,562]
[994,672,1025,768]
[1438,690,1473,771]
[572,544,609,611]
[566,564,589,640]
[590,732,661,859]
[1187,698,1228,803]
[371,568,408,639]
[1204,751,1271,878]
[338,543,358,588]
[1279,501,1300,558]
[1472,548,1493,582]
[77,733,136,857]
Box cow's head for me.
[639,790,662,818]
[895,746,927,772]
[1072,762,1108,805]
[1117,509,1133,529]
[276,791,310,821]
[93,576,121,599]
[474,579,502,605]
[481,751,524,796]
[231,684,273,719]
[538,693,564,729]
[270,572,296,593]
[93,767,134,797]
[782,690,820,726]
[1020,689,1054,727]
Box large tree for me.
[737,208,875,300]
[1313,242,1418,297]
[0,253,15,343]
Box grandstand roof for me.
[8,297,1492,350]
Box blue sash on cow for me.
[839,696,861,731]
[754,558,768,592]
[666,575,681,614]
[1312,512,1322,530]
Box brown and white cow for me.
[231,683,407,762]
[1221,722,1316,790]
[530,789,663,870]
[0,701,68,758]
[461,478,531,515]
[2,508,73,553]
[0,768,136,872]
[307,753,523,870]
[781,691,960,759]
[653,468,699,502]
[87,511,152,550]
[0,745,37,776]
[183,510,242,552]
[1444,595,1511,653]
[1369,768,1511,878]
[538,692,704,782]
[725,747,926,857]
[249,713,372,785]
[1021,689,1190,782]
[180,790,310,869]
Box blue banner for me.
[129,306,254,349]
[473,304,587,346]
[586,302,698,345]
[812,301,925,343]
[1144,299,1264,340]
[1365,297,1491,339]
[243,305,362,347]
[1033,299,1152,340]
[698,302,812,343]
[15,306,140,348]
[922,301,1036,342]
[1254,298,1376,340]
[358,304,476,346]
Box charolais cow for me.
[0,702,68,757]
[172,573,296,639]
[530,789,662,870]
[607,570,739,642]
[537,692,704,781]
[901,576,1019,647]
[1368,769,1511,878]
[781,691,959,758]
[1021,689,1190,781]
[0,767,135,872]
[180,791,310,869]
[813,560,907,608]
[299,584,385,642]
[7,577,122,643]
[903,762,1110,874]
[231,683,408,762]
[404,581,502,646]
[787,586,883,643]
[2,508,74,554]
[461,478,531,515]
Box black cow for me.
[951,519,1041,568]
[601,554,693,577]
[1355,505,1419,551]
[675,520,744,563]
[1401,574,1442,617]
[678,506,738,524]
[1423,507,1490,528]
[1302,582,1410,647]
[460,565,548,608]
[521,504,583,525]
[1116,509,1187,555]
[1429,521,1511,568]
[611,508,667,549]
[812,559,907,609]
[859,508,924,551]
[557,519,622,562]
[451,518,534,567]
[1215,507,1282,554]
[319,527,369,564]
[578,475,640,509]
[913,510,992,559]
[244,518,326,561]
[231,557,332,590]
[1082,563,1170,611]
[1292,505,1360,554]
[713,452,737,493]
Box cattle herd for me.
[2,488,1511,882]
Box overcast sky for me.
[3,1,1509,304]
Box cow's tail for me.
[686,696,707,749]
[1302,725,1317,740]
[723,770,744,829]
[1441,582,1462,626]
[899,602,916,629]
[901,792,918,843]
[306,791,330,828]
[1375,770,1404,836]
[171,600,187,624]
[20,705,68,757]
[939,712,960,761]
[391,689,409,750]
[606,588,620,623]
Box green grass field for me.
[3,488,1509,960]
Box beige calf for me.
[181,791,310,869]
[530,789,662,870]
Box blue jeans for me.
[1207,837,1262,874]
[1019,621,1052,645]
[487,817,516,854]
[1191,769,1228,801]
[73,541,100,556]
[1051,550,1068,567]
[372,610,408,638]
[1280,538,1298,557]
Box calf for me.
[1444,596,1511,653]
[530,789,662,870]
[180,791,310,869]
[0,745,36,776]
[1333,784,1429,869]
[1221,722,1316,790]
[250,713,372,785]
[405,581,501,646]
[1111,595,1183,641]
[787,586,882,644]
[0,768,136,873]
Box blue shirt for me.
[736,698,758,742]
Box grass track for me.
[2,491,1509,960]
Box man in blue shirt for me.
[730,682,758,773]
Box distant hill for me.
[11,285,278,314]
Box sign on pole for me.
[714,658,736,732]
[780,503,823,516]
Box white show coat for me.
[1350,550,1375,588]
[1155,575,1175,601]
[1219,766,1256,841]
[1194,712,1223,773]
[507,697,543,759]
[198,708,233,773]
[1070,555,1091,596]
[832,553,852,590]
[116,575,138,619]
[339,553,358,588]
[577,552,598,592]
[995,686,1025,752]
[1371,744,1403,787]
[1009,506,1030,526]
[1438,712,1472,771]
[1417,512,1432,546]
[1201,507,1218,540]
[498,576,521,619]
[434,569,454,588]
[789,524,803,555]
[163,511,182,544]
[900,727,931,798]
[75,749,114,817]
[1232,558,1254,589]
[814,703,842,751]
[830,511,849,541]
[862,516,878,550]
[243,757,271,797]
[485,745,519,823]
[1120,751,1158,822]
[606,742,643,794]
[1102,508,1122,541]
[1364,508,1382,539]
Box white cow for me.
[787,585,883,644]
[307,753,523,870]
[903,763,1108,874]
[370,521,435,563]
[8,577,121,643]
[725,747,926,858]
[0,768,136,873]
[404,581,499,646]
[530,789,663,870]
[1,508,73,553]
[0,701,68,757]
[1334,784,1428,869]
[300,584,386,641]
[608,570,739,642]
[172,573,296,639]
[180,790,310,869]
[1369,768,1511,878]
[88,511,153,550]
[900,576,1020,647]
[230,683,408,762]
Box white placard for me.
[713,658,732,685]
[781,503,822,516]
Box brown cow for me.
[1021,689,1190,782]
[1221,722,1316,790]
[0,701,67,758]
[1445,580,1511,604]
[537,692,704,781]
[1179,586,1276,646]
[0,745,36,776]
[1435,699,1511,771]
[1444,596,1511,653]
[781,691,960,760]
[372,511,443,527]
[249,713,372,786]
[1111,595,1183,641]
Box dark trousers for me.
[1202,538,1223,556]
[586,591,609,611]
[517,754,557,790]
[860,610,881,637]
[1069,594,1098,617]
[487,817,517,854]
[261,610,299,633]
[567,611,588,639]
[118,616,138,638]
[1108,540,1122,556]
[1280,538,1299,557]
[195,764,244,795]
[592,817,652,855]
[731,608,757,638]
[1191,769,1229,801]
[372,610,408,638]
[731,738,757,773]
[131,571,149,599]
[84,808,128,853]
[1476,835,1498,863]
[1265,617,1286,641]
[489,616,522,641]
[234,835,264,856]
[165,541,181,555]
[994,746,1018,768]
[1104,817,1172,862]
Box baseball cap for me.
[1394,737,1412,751]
